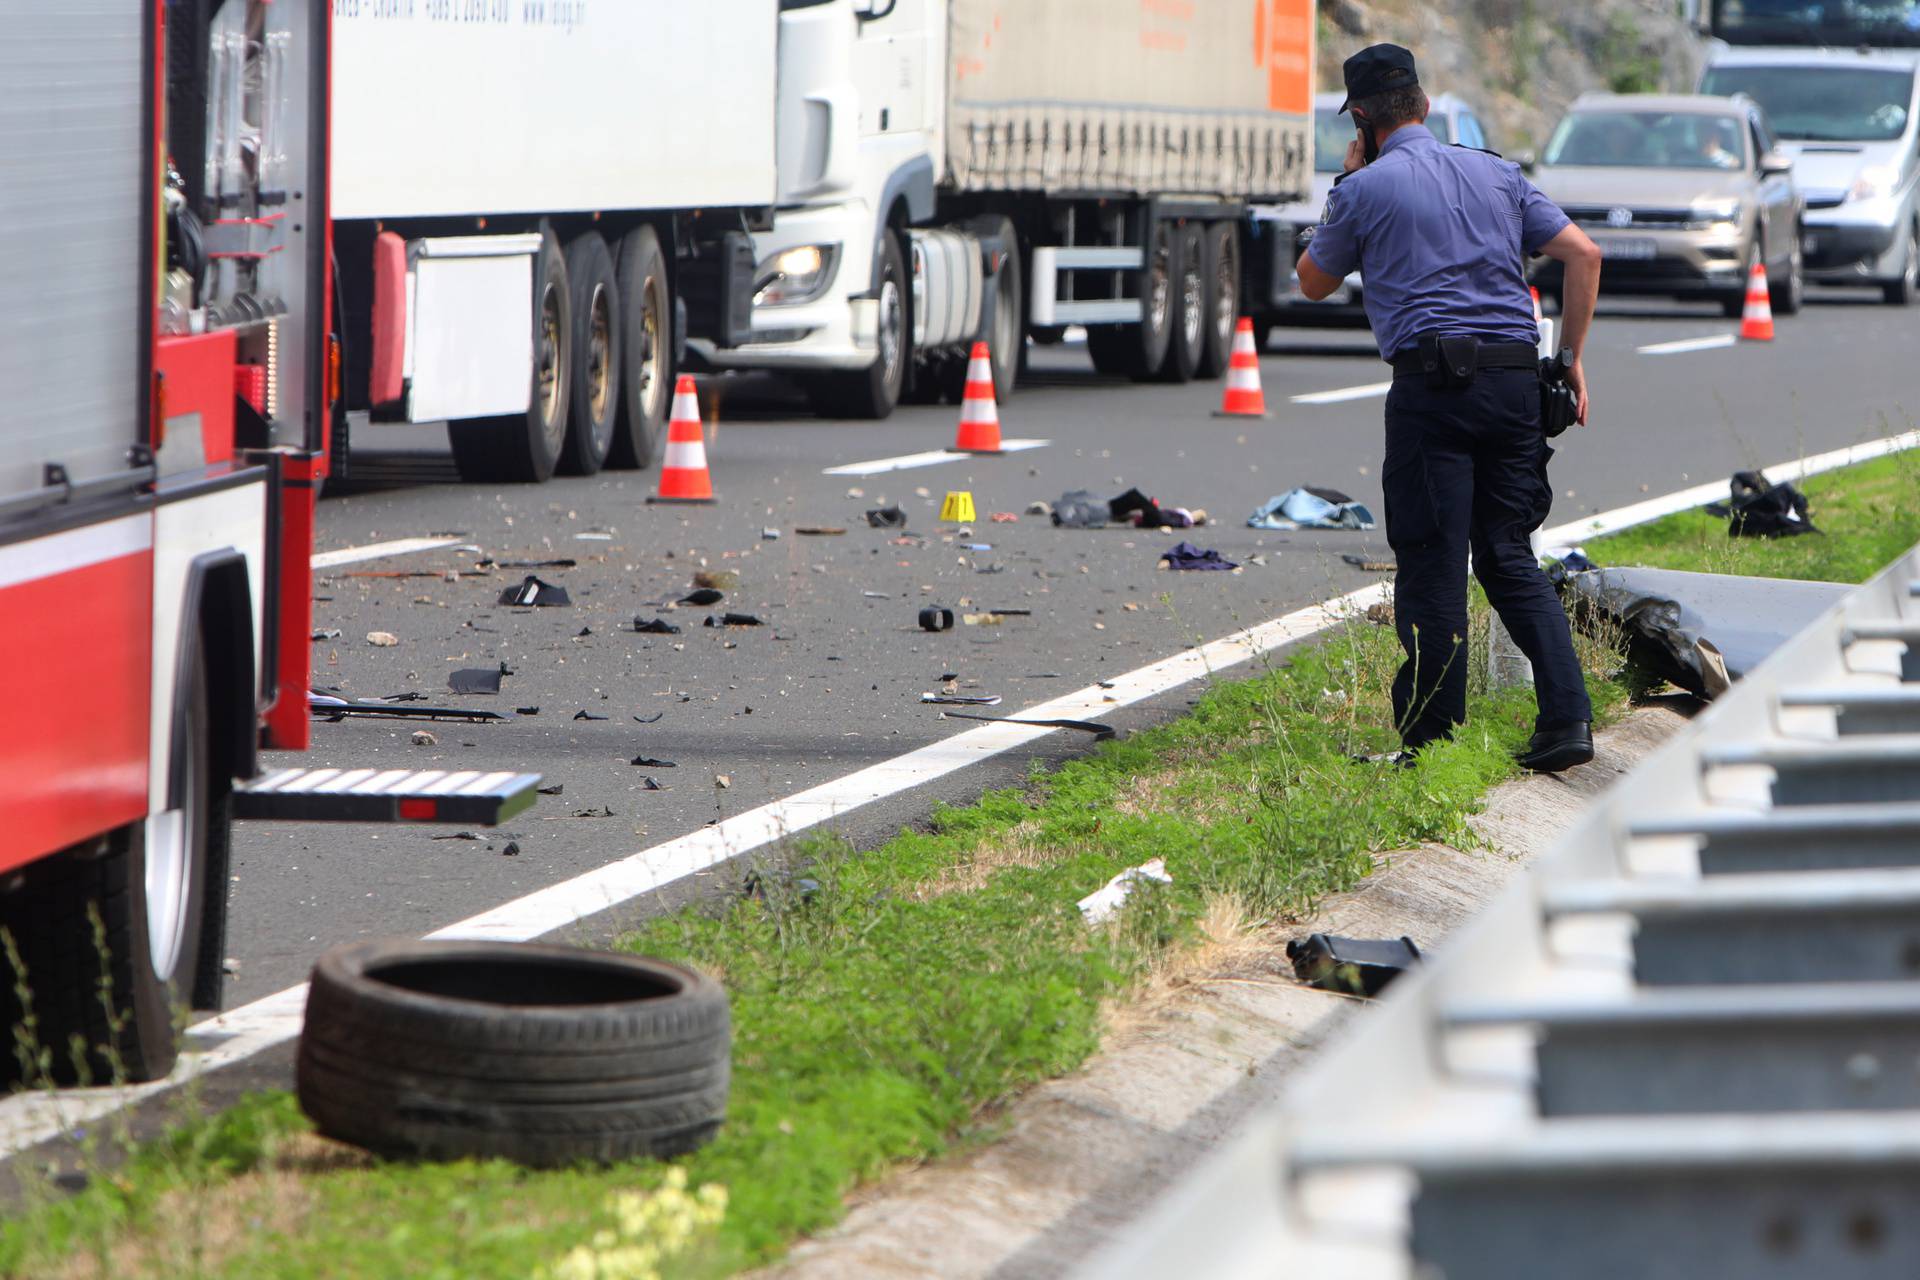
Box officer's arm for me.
[1537,224,1601,359]
[1295,251,1345,302]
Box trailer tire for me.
[450,228,571,484]
[807,230,908,420]
[0,643,218,1086]
[1085,325,1132,377]
[296,940,729,1167]
[558,233,620,476]
[610,226,671,469]
[1197,222,1240,379]
[984,215,1023,402]
[1154,223,1204,384]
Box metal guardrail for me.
[1083,541,1920,1280]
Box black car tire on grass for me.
[296,940,730,1167]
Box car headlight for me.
[1689,198,1742,227]
[1848,164,1902,203]
[753,244,840,307]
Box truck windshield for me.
[1544,112,1747,169]
[1312,108,1451,172]
[1700,65,1915,141]
[1708,0,1920,47]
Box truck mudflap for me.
[234,767,542,825]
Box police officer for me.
[1297,43,1604,773]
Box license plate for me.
[1599,238,1658,261]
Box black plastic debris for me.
[1051,490,1109,529]
[576,626,593,638]
[311,628,342,641]
[488,557,576,569]
[516,706,541,716]
[866,506,908,528]
[634,712,665,724]
[1704,470,1818,538]
[571,806,614,818]
[679,588,724,607]
[1557,560,1847,699]
[449,663,511,695]
[921,692,1003,706]
[705,612,764,627]
[430,831,481,841]
[941,712,1117,740]
[920,607,956,632]
[1342,553,1396,571]
[501,841,521,857]
[573,709,610,721]
[632,755,678,768]
[634,617,682,635]
[639,776,665,791]
[536,783,565,795]
[1161,542,1238,571]
[308,692,506,724]
[1287,933,1422,997]
[499,575,571,607]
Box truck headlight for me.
[1689,198,1741,227]
[753,244,840,307]
[1849,165,1901,203]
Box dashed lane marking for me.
[822,439,1049,476]
[310,536,463,569]
[1290,381,1394,405]
[1637,334,1738,356]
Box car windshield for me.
[1313,108,1452,172]
[1700,65,1914,141]
[1544,111,1747,169]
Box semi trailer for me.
[691,0,1317,419]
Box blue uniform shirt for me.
[1306,125,1569,361]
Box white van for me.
[1702,48,1920,304]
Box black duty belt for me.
[1389,341,1538,380]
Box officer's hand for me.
[1344,137,1367,174]
[1568,357,1590,426]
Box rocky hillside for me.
[1318,0,1705,156]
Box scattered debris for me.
[1160,542,1239,571]
[366,631,400,647]
[431,831,481,841]
[499,575,572,607]
[639,776,665,790]
[1705,470,1818,538]
[921,692,1003,706]
[866,506,908,528]
[1342,553,1396,572]
[1248,487,1377,531]
[634,712,665,724]
[516,706,541,716]
[500,841,520,857]
[919,607,956,632]
[744,869,821,903]
[569,806,615,818]
[1286,933,1421,997]
[575,626,593,638]
[574,531,613,541]
[679,588,724,607]
[1026,500,1053,517]
[1051,490,1108,529]
[634,616,682,635]
[311,628,342,641]
[761,527,781,540]
[632,755,678,768]
[795,526,847,536]
[1365,601,1395,627]
[962,612,1004,626]
[715,774,732,789]
[704,612,764,627]
[1077,859,1172,925]
[863,590,891,599]
[448,663,510,695]
[941,712,1117,740]
[573,710,610,721]
[491,557,576,569]
[308,693,508,724]
[693,569,740,591]
[536,783,565,795]
[410,729,438,746]
[989,512,1019,523]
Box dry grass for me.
[910,821,1050,899]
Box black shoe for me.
[1516,722,1594,773]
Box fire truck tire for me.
[449,227,571,484]
[557,232,621,477]
[0,645,216,1086]
[609,225,671,469]
[296,940,729,1166]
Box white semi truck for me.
[691,0,1317,418]
[327,0,780,483]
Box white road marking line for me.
[310,536,462,569]
[822,439,1049,476]
[1290,381,1393,406]
[11,428,1920,1157]
[1637,334,1738,356]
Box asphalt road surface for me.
[226,289,1918,1008]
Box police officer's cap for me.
[1339,43,1419,114]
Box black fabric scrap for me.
[1109,487,1166,528]
[536,783,564,795]
[631,755,678,768]
[705,612,764,627]
[515,706,541,716]
[499,575,571,607]
[1704,470,1819,539]
[679,588,724,606]
[573,710,610,721]
[634,617,682,635]
[1161,542,1238,571]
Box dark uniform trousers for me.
[1382,365,1592,750]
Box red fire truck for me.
[1,0,536,1087]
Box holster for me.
[1539,349,1577,438]
[1420,334,1479,391]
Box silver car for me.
[1702,47,1920,305]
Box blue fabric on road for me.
[1247,489,1379,531]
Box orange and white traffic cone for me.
[648,375,716,503]
[1739,260,1775,341]
[1213,317,1268,418]
[1531,287,1544,323]
[953,341,1004,453]
[1532,286,1556,357]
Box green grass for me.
[0,602,1627,1279]
[1587,449,1920,586]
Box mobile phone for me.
[1353,110,1380,164]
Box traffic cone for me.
[648,375,716,504]
[1739,260,1774,341]
[1212,318,1268,418]
[1530,287,1544,323]
[1532,286,1556,357]
[953,342,1003,453]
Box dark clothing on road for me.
[1383,367,1592,749]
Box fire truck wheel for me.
[557,232,621,476]
[449,227,572,484]
[609,225,671,469]
[296,940,730,1167]
[0,645,215,1086]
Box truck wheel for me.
[1030,325,1066,345]
[558,233,621,476]
[1154,223,1204,383]
[450,228,571,483]
[0,643,218,1085]
[984,216,1023,402]
[610,226,671,468]
[1197,222,1240,379]
[1086,325,1133,377]
[807,230,908,420]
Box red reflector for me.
[235,364,267,414]
[399,798,438,821]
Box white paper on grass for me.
[1077,859,1173,925]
